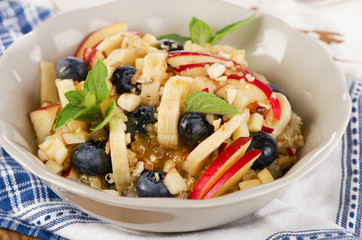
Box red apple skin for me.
[189,137,251,200]
[261,125,274,134]
[74,22,128,59]
[167,51,245,70]
[202,149,262,199]
[228,74,281,120]
[30,104,60,113]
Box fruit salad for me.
[29,18,304,199]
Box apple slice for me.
[83,47,105,67]
[163,168,188,195]
[183,110,249,176]
[172,62,243,78]
[29,104,60,142]
[214,83,249,111]
[189,137,251,200]
[202,149,262,199]
[75,22,128,59]
[228,74,281,120]
[167,51,244,71]
[63,167,80,180]
[61,131,88,145]
[39,61,60,105]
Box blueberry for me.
[136,170,173,197]
[56,56,89,81]
[158,39,183,51]
[126,106,157,140]
[111,65,137,94]
[178,112,213,146]
[247,131,278,170]
[71,141,112,176]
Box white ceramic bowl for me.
[0,0,351,232]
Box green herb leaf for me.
[54,104,87,129]
[75,106,100,122]
[65,90,85,106]
[189,17,213,45]
[183,91,240,115]
[83,60,108,104]
[157,34,190,45]
[90,100,115,130]
[210,15,255,45]
[84,92,96,108]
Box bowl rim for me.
[0,0,351,209]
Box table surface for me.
[4,0,362,239]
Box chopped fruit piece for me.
[239,179,261,190]
[63,167,80,180]
[75,22,128,59]
[214,83,249,111]
[55,79,76,107]
[158,76,192,147]
[268,93,292,138]
[189,137,252,199]
[39,61,60,105]
[45,160,63,175]
[257,168,274,183]
[163,168,188,195]
[183,111,249,176]
[29,104,60,142]
[117,93,141,112]
[286,147,295,157]
[202,149,262,199]
[61,131,88,145]
[109,112,131,192]
[167,51,244,71]
[139,52,169,106]
[261,126,274,134]
[83,48,105,67]
[248,113,264,132]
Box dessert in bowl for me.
[0,0,350,232]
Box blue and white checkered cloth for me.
[0,1,361,239]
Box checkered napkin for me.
[0,1,361,240]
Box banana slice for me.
[157,76,193,147]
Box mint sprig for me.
[54,60,115,130]
[183,91,240,115]
[157,15,255,46]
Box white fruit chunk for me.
[183,111,249,176]
[163,168,188,195]
[158,76,192,147]
[45,160,63,175]
[239,179,261,190]
[248,113,264,132]
[63,167,80,180]
[109,112,131,193]
[55,79,75,107]
[38,134,68,165]
[268,93,292,138]
[61,131,88,145]
[214,83,249,111]
[257,168,274,183]
[139,52,168,106]
[117,93,141,112]
[39,61,60,104]
[104,48,138,68]
[29,104,60,142]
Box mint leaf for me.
[157,34,190,45]
[65,90,85,106]
[75,106,100,122]
[189,17,213,45]
[210,15,255,45]
[84,92,96,108]
[90,100,115,130]
[183,91,240,115]
[83,60,108,104]
[54,104,87,129]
